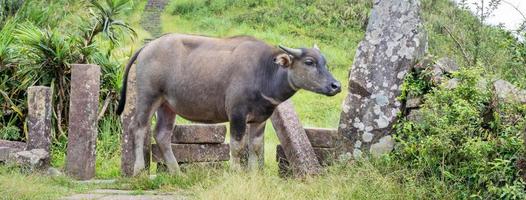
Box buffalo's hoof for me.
[166,162,182,175]
[133,162,145,176]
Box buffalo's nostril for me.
[330,82,341,90]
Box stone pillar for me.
[27,87,52,149]
[27,86,52,167]
[66,64,101,180]
[271,100,321,177]
[337,0,427,158]
[120,65,151,177]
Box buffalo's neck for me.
[259,65,297,103]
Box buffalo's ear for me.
[274,53,292,67]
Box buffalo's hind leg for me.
[133,93,162,176]
[154,102,181,175]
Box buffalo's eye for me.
[304,60,315,66]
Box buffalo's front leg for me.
[248,121,266,170]
[154,102,181,175]
[229,112,248,170]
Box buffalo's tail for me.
[116,48,143,115]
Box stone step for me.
[172,124,226,144]
[304,127,338,148]
[157,161,225,173]
[0,140,26,161]
[0,139,26,149]
[152,143,230,163]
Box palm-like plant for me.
[81,0,136,61]
[15,22,81,136]
[0,20,24,136]
[81,0,137,119]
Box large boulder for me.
[338,0,427,158]
[8,148,49,171]
[493,80,526,104]
[0,140,26,162]
[430,57,459,85]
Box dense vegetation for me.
[0,0,525,199]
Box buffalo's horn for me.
[313,44,320,50]
[278,45,302,57]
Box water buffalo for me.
[117,34,341,175]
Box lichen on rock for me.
[338,0,427,157]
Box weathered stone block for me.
[405,96,423,109]
[493,79,526,104]
[66,64,100,180]
[172,124,226,144]
[271,100,322,177]
[338,0,426,158]
[0,140,26,162]
[0,139,26,149]
[304,128,338,148]
[27,86,52,167]
[9,148,49,171]
[0,147,14,162]
[120,65,151,177]
[152,144,229,163]
[157,161,226,173]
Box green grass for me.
[0,165,87,200]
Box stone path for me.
[61,189,186,200]
[140,0,169,38]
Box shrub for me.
[394,66,526,199]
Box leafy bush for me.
[394,66,526,199]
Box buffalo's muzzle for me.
[326,81,341,96]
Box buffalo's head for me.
[274,44,341,96]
